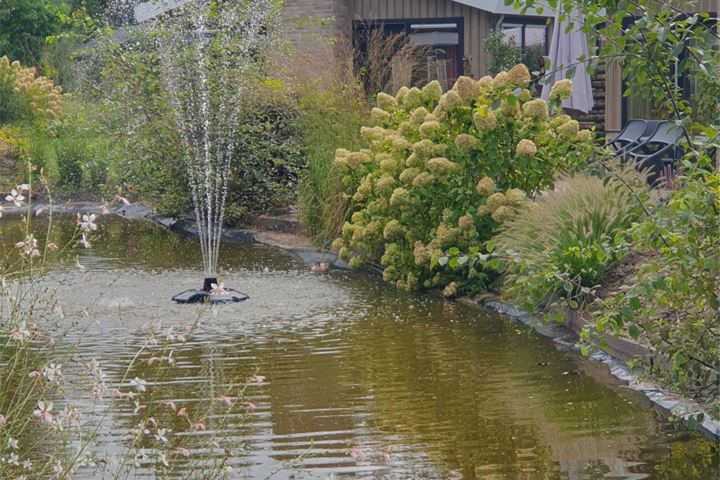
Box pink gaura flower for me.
[192,422,206,431]
[176,447,190,458]
[5,188,25,206]
[33,401,54,425]
[250,373,265,385]
[243,401,257,411]
[177,407,187,417]
[218,396,233,408]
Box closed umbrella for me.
[541,7,594,113]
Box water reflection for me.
[1,215,716,479]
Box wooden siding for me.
[351,0,495,78]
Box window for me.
[621,14,718,126]
[499,17,549,75]
[353,18,464,93]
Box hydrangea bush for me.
[331,65,594,293]
[0,56,65,125]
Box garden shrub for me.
[331,65,593,293]
[225,92,304,223]
[588,166,719,414]
[0,56,65,126]
[296,82,370,246]
[494,170,648,314]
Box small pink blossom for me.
[176,447,190,458]
[219,396,233,407]
[5,189,25,206]
[33,401,54,425]
[250,373,265,385]
[177,407,187,417]
[243,401,257,411]
[192,422,206,431]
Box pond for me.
[1,214,717,479]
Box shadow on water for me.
[0,215,717,479]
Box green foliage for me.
[511,0,719,408]
[484,31,522,76]
[226,92,304,223]
[587,166,719,414]
[0,0,63,66]
[495,171,647,313]
[296,83,370,246]
[332,66,593,293]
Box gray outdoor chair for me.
[604,119,647,157]
[624,121,684,184]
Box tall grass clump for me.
[494,170,649,314]
[296,85,369,246]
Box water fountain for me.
[138,0,275,304]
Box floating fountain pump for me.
[172,277,248,305]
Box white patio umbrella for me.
[541,7,594,113]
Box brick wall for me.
[572,61,606,134]
[279,0,351,80]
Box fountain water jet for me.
[141,0,276,304]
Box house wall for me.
[279,0,351,81]
[351,0,496,78]
[604,0,719,135]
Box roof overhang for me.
[452,0,554,17]
[134,0,191,23]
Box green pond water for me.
[0,215,717,479]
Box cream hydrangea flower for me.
[557,119,580,139]
[331,237,344,252]
[426,157,459,176]
[486,192,507,213]
[376,174,396,193]
[405,153,424,168]
[410,106,430,125]
[395,86,410,104]
[421,80,442,103]
[398,121,418,137]
[491,205,516,223]
[370,107,391,125]
[455,134,478,152]
[550,79,573,101]
[419,120,441,138]
[389,187,410,206]
[516,139,537,157]
[477,75,493,88]
[442,282,458,298]
[383,219,404,240]
[399,167,421,184]
[491,71,510,89]
[412,139,435,158]
[392,137,412,152]
[472,109,497,130]
[434,90,462,117]
[508,64,531,86]
[458,214,474,231]
[577,129,594,142]
[505,188,526,205]
[453,76,481,103]
[522,98,549,121]
[376,92,398,112]
[412,171,436,187]
[475,177,496,197]
[413,241,431,266]
[403,87,423,108]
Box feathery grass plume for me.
[495,169,649,311]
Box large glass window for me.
[499,17,548,75]
[353,19,464,93]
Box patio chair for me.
[604,119,648,156]
[624,121,684,185]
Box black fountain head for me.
[172,277,249,304]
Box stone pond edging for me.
[463,297,720,441]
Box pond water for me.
[1,215,717,479]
